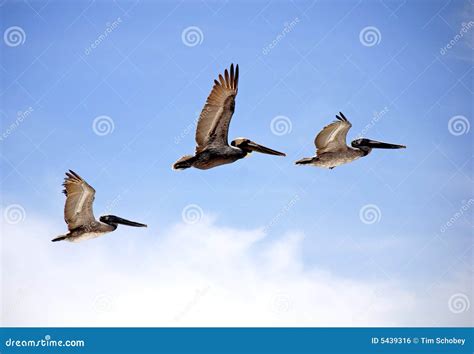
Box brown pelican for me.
[295,112,406,169]
[173,64,285,170]
[52,170,147,242]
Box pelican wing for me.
[195,64,239,152]
[63,170,96,230]
[314,112,352,154]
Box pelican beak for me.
[245,140,286,156]
[364,139,406,149]
[111,216,147,227]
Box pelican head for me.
[231,138,286,156]
[99,215,147,227]
[351,138,406,155]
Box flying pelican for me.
[295,112,406,169]
[173,64,285,170]
[52,170,147,242]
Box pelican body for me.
[173,64,285,170]
[295,112,406,169]
[175,145,244,170]
[52,170,147,242]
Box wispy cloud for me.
[1,213,472,327]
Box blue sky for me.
[1,0,472,326]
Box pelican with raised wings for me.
[295,112,406,169]
[52,170,147,242]
[173,64,285,170]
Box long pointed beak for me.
[246,141,286,156]
[365,139,406,149]
[112,216,147,227]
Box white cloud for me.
[1,213,472,327]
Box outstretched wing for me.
[195,64,239,152]
[63,170,96,230]
[314,112,352,154]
